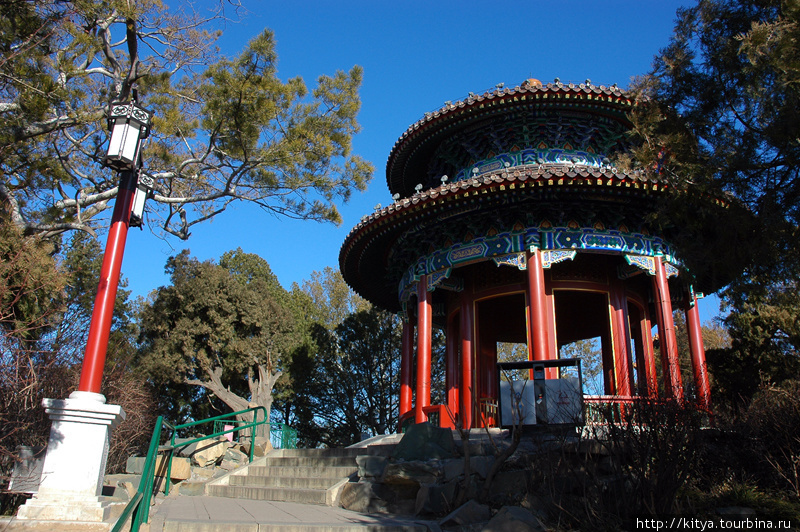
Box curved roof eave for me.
[340,166,716,311]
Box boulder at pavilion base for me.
[439,499,492,528]
[482,505,546,532]
[391,422,456,461]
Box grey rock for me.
[218,459,243,471]
[469,455,495,479]
[442,459,466,482]
[224,447,248,465]
[9,446,44,494]
[340,482,376,513]
[105,473,141,493]
[174,437,200,457]
[125,456,191,480]
[190,466,216,480]
[439,499,491,527]
[384,460,442,487]
[178,481,207,496]
[716,507,757,518]
[416,479,459,516]
[482,505,546,532]
[357,455,389,479]
[487,469,528,502]
[240,436,273,457]
[393,422,456,461]
[191,439,229,467]
[101,483,130,501]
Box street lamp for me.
[17,95,156,522]
[103,99,153,171]
[130,174,155,228]
[79,95,153,393]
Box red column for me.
[415,276,432,424]
[600,326,616,395]
[685,294,711,410]
[399,319,414,420]
[653,257,684,401]
[545,284,557,366]
[609,282,633,397]
[632,306,659,398]
[78,171,137,394]
[640,310,659,398]
[445,313,460,421]
[460,290,474,430]
[478,331,498,413]
[526,249,551,369]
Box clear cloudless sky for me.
[120,0,723,321]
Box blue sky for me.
[121,0,722,320]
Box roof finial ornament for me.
[415,183,423,193]
[441,175,449,184]
[392,193,400,201]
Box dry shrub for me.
[0,346,156,512]
[741,379,800,497]
[527,399,706,530]
[0,347,77,515]
[104,366,158,474]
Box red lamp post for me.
[16,97,154,523]
[78,97,153,394]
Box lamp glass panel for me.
[107,121,129,159]
[131,185,147,218]
[120,123,143,163]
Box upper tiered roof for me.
[386,79,641,199]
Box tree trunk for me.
[186,363,282,439]
[248,364,282,437]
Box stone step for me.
[248,465,356,479]
[261,455,357,467]
[207,484,329,505]
[230,474,337,490]
[271,444,395,458]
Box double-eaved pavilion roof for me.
[340,80,734,312]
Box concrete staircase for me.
[146,435,436,531]
[206,440,398,507]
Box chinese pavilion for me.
[339,79,723,430]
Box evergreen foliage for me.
[137,249,298,424]
[631,0,800,398]
[0,0,373,239]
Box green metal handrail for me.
[212,420,298,450]
[111,406,274,532]
[110,415,174,532]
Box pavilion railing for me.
[111,406,276,532]
[583,394,713,426]
[583,395,637,424]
